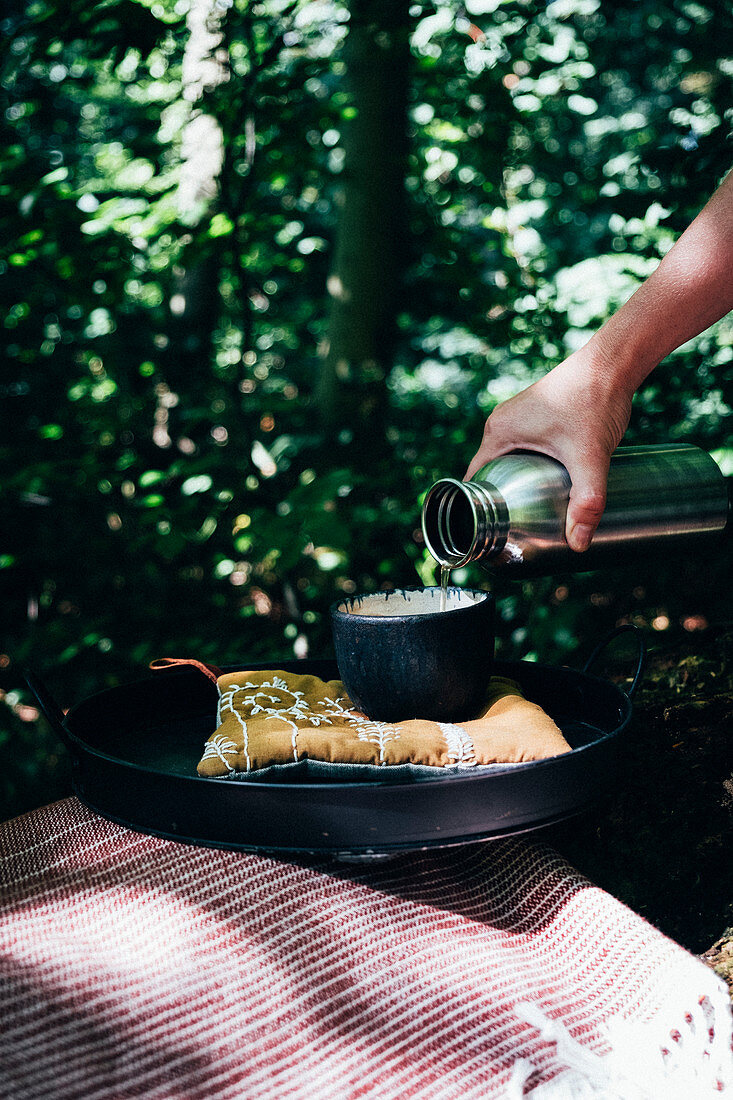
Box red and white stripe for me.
[0,798,730,1099]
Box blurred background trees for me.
[1,0,731,818]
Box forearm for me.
[465,173,733,547]
[584,170,733,395]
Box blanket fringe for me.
[512,985,733,1098]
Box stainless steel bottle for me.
[421,444,730,576]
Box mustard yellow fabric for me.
[197,669,572,778]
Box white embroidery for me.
[219,684,251,771]
[221,678,339,763]
[212,681,409,768]
[438,722,477,767]
[200,733,238,773]
[319,696,399,765]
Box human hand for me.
[464,346,634,552]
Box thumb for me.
[565,458,609,552]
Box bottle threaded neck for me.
[421,478,497,567]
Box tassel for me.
[513,992,733,1099]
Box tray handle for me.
[23,669,74,749]
[582,624,645,698]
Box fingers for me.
[565,459,609,552]
[466,422,611,552]
[462,353,627,550]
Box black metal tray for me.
[27,627,643,859]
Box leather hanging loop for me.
[149,658,223,684]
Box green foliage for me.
[1,0,731,819]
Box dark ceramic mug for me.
[330,586,495,723]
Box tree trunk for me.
[317,0,412,444]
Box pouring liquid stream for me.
[439,564,452,612]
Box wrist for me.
[578,325,654,400]
[556,336,640,409]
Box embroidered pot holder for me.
[152,660,572,782]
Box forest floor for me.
[547,624,733,996]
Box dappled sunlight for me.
[6,799,729,1097]
[2,0,731,817]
